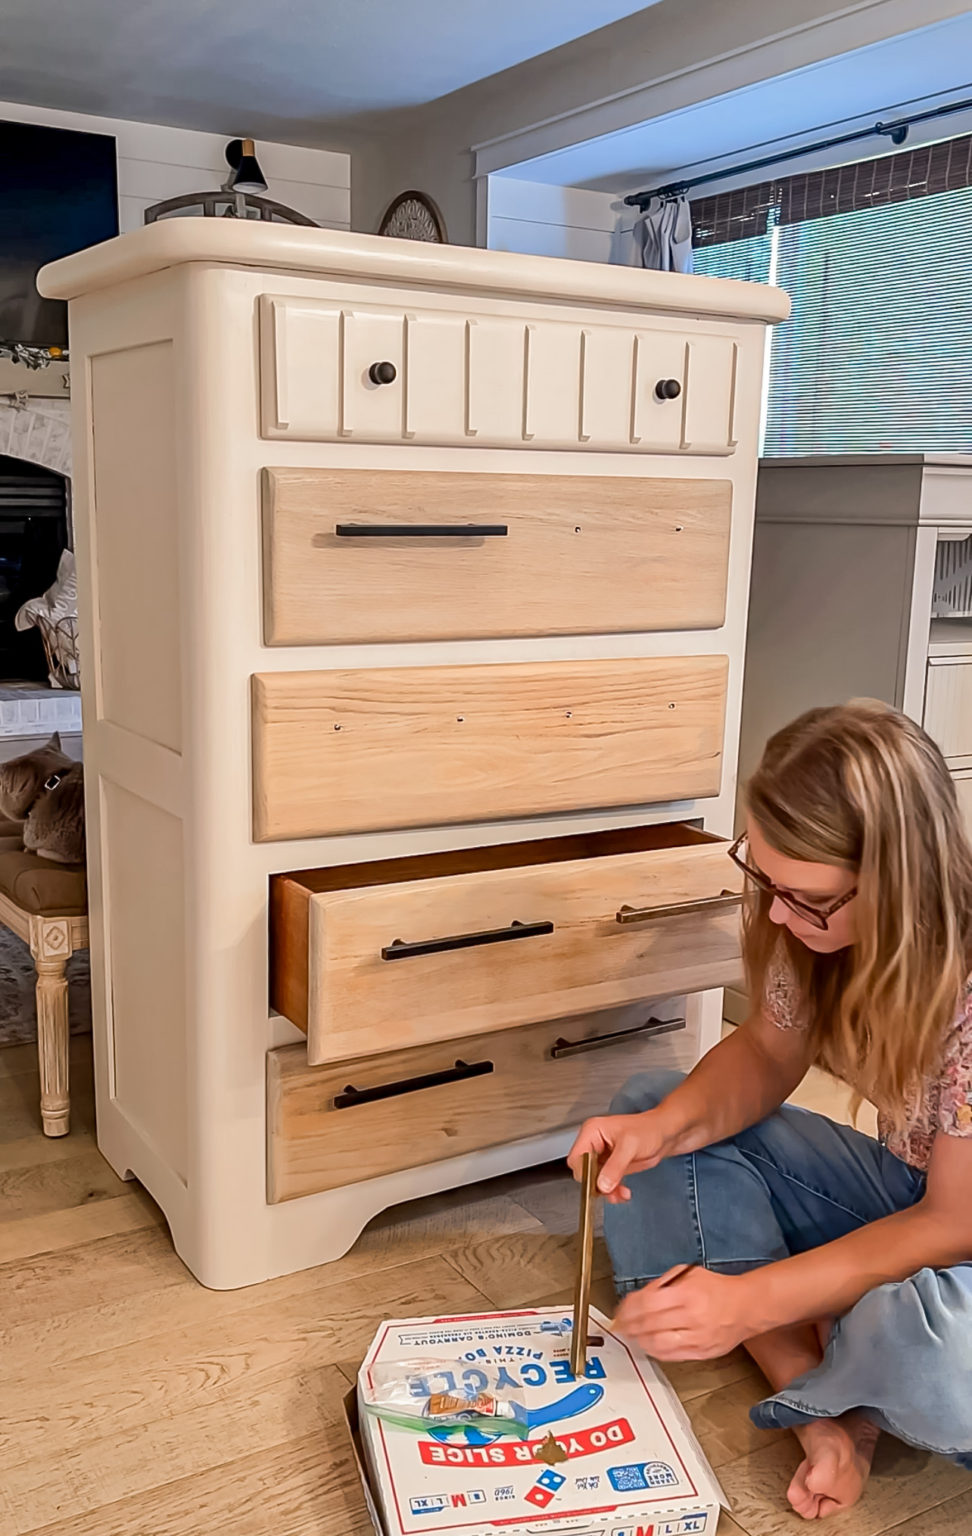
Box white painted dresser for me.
[40,222,787,1288]
[739,455,972,837]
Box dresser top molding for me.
[39,219,790,324]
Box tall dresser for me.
[40,222,787,1288]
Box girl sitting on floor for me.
[569,701,972,1520]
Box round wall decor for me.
[377,190,446,243]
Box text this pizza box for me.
[349,1307,726,1536]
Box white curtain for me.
[612,195,694,274]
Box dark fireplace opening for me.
[0,454,69,682]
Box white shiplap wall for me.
[486,176,625,263]
[0,98,349,232]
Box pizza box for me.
[344,1306,726,1536]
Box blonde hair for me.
[744,700,972,1129]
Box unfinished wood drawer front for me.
[252,654,728,841]
[262,468,732,645]
[269,822,743,1064]
[924,659,972,763]
[267,1004,699,1201]
[259,295,740,455]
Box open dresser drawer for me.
[270,821,743,1065]
[267,1002,697,1203]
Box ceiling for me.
[0,0,657,141]
[502,12,972,191]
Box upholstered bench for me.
[0,820,88,1136]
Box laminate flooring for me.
[1,1037,967,1535]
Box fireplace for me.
[0,453,70,681]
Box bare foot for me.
[787,1413,880,1520]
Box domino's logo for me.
[525,1467,567,1511]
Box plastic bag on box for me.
[361,1358,527,1435]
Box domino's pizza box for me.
[349,1307,726,1536]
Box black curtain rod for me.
[623,92,972,209]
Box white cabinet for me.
[955,772,972,840]
[260,294,740,456]
[739,454,972,799]
[924,659,972,763]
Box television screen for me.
[0,119,118,351]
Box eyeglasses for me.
[728,834,857,932]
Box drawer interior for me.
[275,819,717,899]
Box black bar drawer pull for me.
[334,1058,493,1109]
[335,523,508,538]
[381,918,554,962]
[616,890,742,925]
[551,1017,686,1059]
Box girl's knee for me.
[835,1268,972,1446]
[609,1067,686,1117]
[846,1267,972,1376]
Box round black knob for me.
[655,378,682,401]
[369,360,397,386]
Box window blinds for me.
[764,188,972,455]
[692,133,972,246]
[691,136,972,456]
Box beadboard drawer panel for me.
[924,659,972,762]
[262,468,732,645]
[252,654,729,841]
[259,294,740,455]
[269,821,743,1064]
[267,1003,699,1202]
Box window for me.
[694,234,773,288]
[691,137,972,455]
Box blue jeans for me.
[604,1069,972,1467]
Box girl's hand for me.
[567,1111,673,1203]
[612,1266,758,1360]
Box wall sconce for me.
[224,138,268,195]
[142,133,316,227]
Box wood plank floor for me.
[1,1036,969,1535]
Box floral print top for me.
[764,954,972,1170]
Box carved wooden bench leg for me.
[29,917,72,1137]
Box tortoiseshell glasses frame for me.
[727,834,857,932]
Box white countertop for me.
[38,219,791,325]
